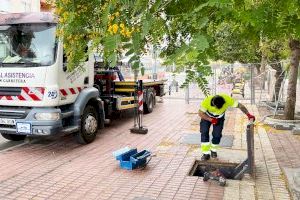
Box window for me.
[0,23,58,67]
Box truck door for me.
[57,42,91,106]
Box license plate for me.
[0,118,16,125]
[16,123,32,134]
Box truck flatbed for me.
[114,80,166,86]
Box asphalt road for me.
[0,134,24,151]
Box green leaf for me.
[122,43,132,49]
[142,13,152,37]
[191,34,209,51]
[132,61,140,69]
[125,48,134,56]
[101,2,111,28]
[132,33,141,52]
[108,52,117,67]
[150,0,162,13]
[141,67,145,75]
[104,35,120,51]
[207,0,232,8]
[128,55,138,63]
[133,0,146,16]
[197,17,209,29]
[193,2,209,12]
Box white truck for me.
[0,12,165,144]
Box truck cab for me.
[0,12,165,144]
[0,12,104,144]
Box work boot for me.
[201,154,210,161]
[211,151,217,158]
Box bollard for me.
[246,121,255,176]
[233,120,255,179]
[130,80,148,134]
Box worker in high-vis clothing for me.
[198,93,255,161]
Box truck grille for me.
[0,87,22,96]
[0,124,15,129]
[0,107,28,119]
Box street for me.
[0,99,292,200]
[1,2,300,200]
[0,135,24,151]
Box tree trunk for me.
[256,65,261,74]
[284,39,300,120]
[270,62,284,102]
[260,54,267,90]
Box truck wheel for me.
[1,133,26,141]
[144,93,154,114]
[75,105,98,144]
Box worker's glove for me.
[247,113,255,121]
[211,118,218,125]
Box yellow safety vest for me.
[199,93,238,118]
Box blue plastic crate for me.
[130,150,151,166]
[119,160,137,170]
[114,148,151,170]
[112,146,131,158]
[115,148,138,170]
[116,148,137,161]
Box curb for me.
[282,167,300,200]
[0,137,40,153]
[0,141,28,153]
[292,128,300,135]
[263,115,300,130]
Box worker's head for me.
[211,95,225,109]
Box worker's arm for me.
[237,103,249,114]
[198,110,212,122]
[238,103,255,121]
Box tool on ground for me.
[113,147,151,170]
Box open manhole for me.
[189,160,241,180]
[188,122,255,186]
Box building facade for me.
[0,0,40,13]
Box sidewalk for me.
[0,99,291,200]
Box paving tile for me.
[0,101,293,200]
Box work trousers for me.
[200,117,225,145]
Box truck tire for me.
[153,91,156,107]
[144,92,154,114]
[75,105,98,144]
[1,133,26,141]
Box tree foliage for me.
[55,0,300,109]
[209,21,261,64]
[54,0,234,96]
[55,0,168,71]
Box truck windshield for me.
[0,23,57,67]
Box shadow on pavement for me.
[0,140,23,151]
